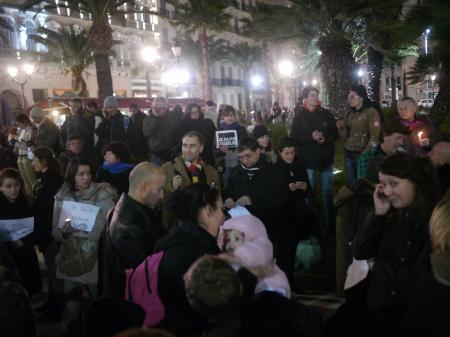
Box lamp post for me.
[141,47,159,98]
[7,64,34,111]
[357,69,364,85]
[424,28,430,55]
[430,74,436,100]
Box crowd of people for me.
[0,85,449,337]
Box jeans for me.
[344,150,361,184]
[307,166,335,230]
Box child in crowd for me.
[218,214,291,298]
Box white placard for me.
[58,201,100,232]
[216,130,238,149]
[228,205,251,218]
[0,217,34,241]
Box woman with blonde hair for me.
[402,198,450,337]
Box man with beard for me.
[99,162,166,297]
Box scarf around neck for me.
[102,161,134,174]
[430,251,450,286]
[240,157,265,180]
[220,121,241,131]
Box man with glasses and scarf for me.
[224,137,287,254]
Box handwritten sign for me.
[216,130,238,149]
[58,201,100,232]
[0,217,34,241]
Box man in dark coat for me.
[99,162,166,298]
[30,107,60,154]
[128,103,148,160]
[60,98,95,158]
[95,96,135,147]
[290,86,339,231]
[224,137,287,248]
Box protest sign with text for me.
[58,201,100,232]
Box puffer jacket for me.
[52,182,116,284]
[99,193,165,297]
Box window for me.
[161,27,168,43]
[24,20,37,50]
[228,67,233,80]
[221,66,226,86]
[32,89,48,103]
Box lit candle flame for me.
[418,131,423,141]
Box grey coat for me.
[52,182,116,284]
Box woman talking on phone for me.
[345,153,441,336]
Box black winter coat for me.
[224,158,288,241]
[352,210,429,327]
[0,192,42,295]
[99,193,164,298]
[129,111,148,158]
[33,169,63,252]
[96,111,134,145]
[60,109,95,151]
[154,221,220,337]
[401,250,450,337]
[173,118,216,166]
[290,106,339,169]
[96,166,133,197]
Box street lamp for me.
[357,68,364,84]
[141,46,159,98]
[424,28,431,55]
[278,60,294,77]
[430,74,436,99]
[251,74,263,88]
[161,67,190,98]
[312,79,318,86]
[7,63,34,111]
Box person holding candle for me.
[52,158,116,326]
[397,97,441,155]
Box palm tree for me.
[29,25,93,95]
[0,6,14,42]
[222,42,262,111]
[404,0,450,126]
[21,0,150,101]
[165,0,232,101]
[353,0,411,105]
[179,35,228,92]
[245,1,360,117]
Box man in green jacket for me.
[161,131,221,228]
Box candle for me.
[418,131,423,141]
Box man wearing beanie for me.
[30,106,60,154]
[60,98,95,156]
[96,96,135,148]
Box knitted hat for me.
[30,106,44,119]
[253,125,269,140]
[103,96,118,108]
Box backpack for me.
[125,251,165,327]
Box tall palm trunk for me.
[261,40,272,108]
[88,20,114,102]
[430,60,450,127]
[243,69,251,111]
[319,37,356,118]
[200,28,212,101]
[367,47,384,103]
[71,69,87,96]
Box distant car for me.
[418,98,434,108]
